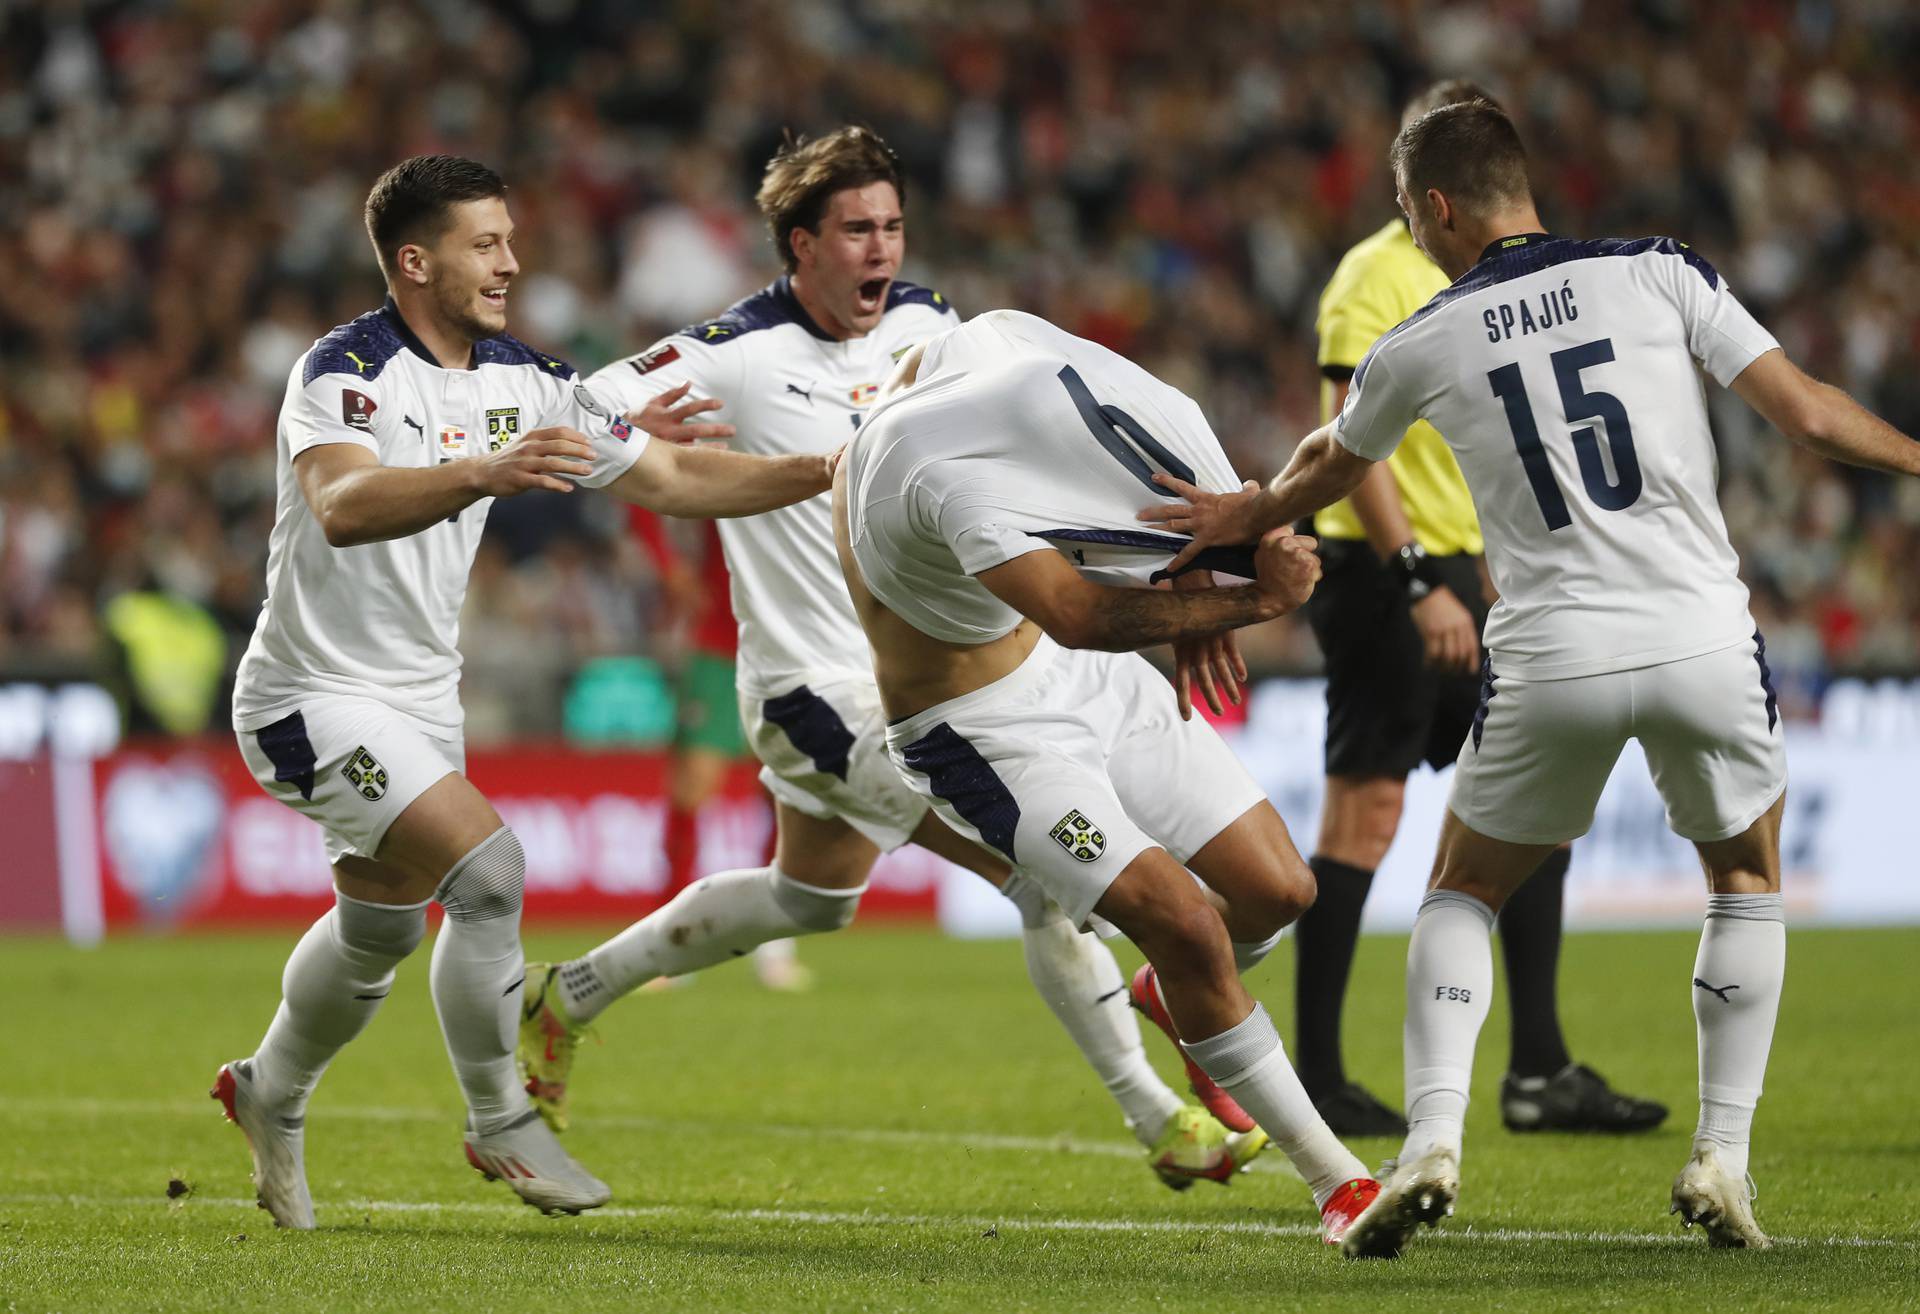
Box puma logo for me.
[345,351,370,373]
[786,382,814,404]
[1094,984,1128,1005]
[404,415,424,435]
[1693,978,1740,1003]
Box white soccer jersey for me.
[587,276,958,696]
[1335,233,1780,679]
[845,310,1247,644]
[233,300,645,733]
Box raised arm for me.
[296,429,593,548]
[1731,349,1920,477]
[975,530,1321,653]
[605,437,836,519]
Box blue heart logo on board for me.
[102,759,226,921]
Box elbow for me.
[314,501,366,549]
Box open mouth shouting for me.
[854,276,891,317]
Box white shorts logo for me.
[340,746,389,802]
[1050,810,1106,863]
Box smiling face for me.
[789,181,904,339]
[401,196,519,342]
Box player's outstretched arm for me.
[1732,349,1920,477]
[295,430,594,548]
[604,438,836,519]
[1139,424,1374,573]
[976,531,1321,654]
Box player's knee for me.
[1230,855,1316,941]
[772,870,865,932]
[1143,891,1233,978]
[332,890,429,960]
[434,827,526,923]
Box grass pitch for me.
[1,924,1915,1312]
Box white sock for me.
[249,892,427,1112]
[1232,928,1286,976]
[430,828,530,1135]
[1181,1003,1369,1207]
[1401,890,1496,1162]
[1021,907,1184,1145]
[1691,892,1785,1181]
[568,866,862,1021]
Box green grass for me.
[1,925,1915,1312]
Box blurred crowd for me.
[4,0,1919,740]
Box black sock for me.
[1293,855,1375,1092]
[1497,846,1574,1079]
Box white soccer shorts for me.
[238,695,466,864]
[1449,633,1788,846]
[884,637,1268,929]
[745,674,930,853]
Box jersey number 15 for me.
[1489,337,1642,531]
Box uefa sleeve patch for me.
[630,343,681,375]
[1049,810,1107,863]
[342,389,377,432]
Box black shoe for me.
[1500,1063,1668,1133]
[1308,1081,1409,1137]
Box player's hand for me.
[1139,478,1264,573]
[474,427,595,496]
[1168,570,1248,720]
[628,381,736,446]
[1411,585,1480,674]
[1251,529,1321,613]
[822,444,848,487]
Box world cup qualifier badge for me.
[485,406,520,452]
[340,746,388,802]
[1049,809,1106,863]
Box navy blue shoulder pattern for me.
[303,308,407,387]
[885,280,954,315]
[679,276,831,345]
[476,332,576,379]
[1353,234,1721,391]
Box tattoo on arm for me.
[1082,583,1275,651]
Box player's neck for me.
[1446,205,1548,280]
[387,290,478,370]
[787,272,863,343]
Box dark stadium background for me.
[3,0,1919,937]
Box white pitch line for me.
[0,1096,1174,1165]
[0,1193,1912,1250]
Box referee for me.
[1292,80,1665,1137]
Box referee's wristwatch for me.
[1389,541,1443,602]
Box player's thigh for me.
[772,801,880,890]
[1429,807,1562,911]
[747,676,930,858]
[906,810,1009,885]
[1691,790,1785,895]
[1447,664,1629,846]
[1183,800,1315,940]
[342,773,506,904]
[1632,638,1788,846]
[239,696,470,898]
[1101,651,1270,871]
[889,711,1151,932]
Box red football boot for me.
[1318,1176,1382,1246]
[1128,963,1258,1133]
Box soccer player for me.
[1142,101,1920,1254]
[1296,80,1662,1137]
[835,307,1383,1243]
[214,155,836,1228]
[522,128,1263,1189]
[627,511,809,991]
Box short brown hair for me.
[1402,78,1500,127]
[756,126,904,272]
[1391,100,1532,213]
[365,155,506,279]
